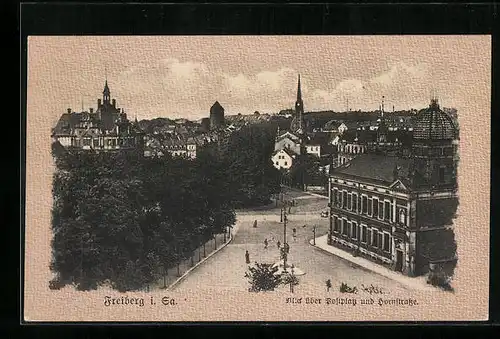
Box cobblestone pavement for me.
[172,190,409,294]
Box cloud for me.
[372,62,428,86]
[222,67,297,95]
[308,62,430,111]
[110,60,433,119]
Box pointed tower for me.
[103,80,111,104]
[290,74,305,136]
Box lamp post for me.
[283,208,288,272]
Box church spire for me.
[103,79,110,104]
[292,73,305,135]
[296,74,302,102]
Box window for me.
[342,191,347,209]
[439,167,446,183]
[372,229,379,247]
[347,193,352,210]
[352,222,358,240]
[336,217,341,233]
[352,193,358,212]
[366,229,372,245]
[399,209,406,224]
[384,201,391,221]
[284,161,287,166]
[333,189,338,206]
[367,198,372,215]
[378,201,384,219]
[275,162,279,166]
[342,220,348,236]
[83,138,91,146]
[333,216,339,233]
[361,225,367,243]
[362,196,368,214]
[373,198,379,216]
[383,233,390,252]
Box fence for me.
[154,231,230,290]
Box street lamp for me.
[282,210,290,273]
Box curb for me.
[283,186,329,200]
[166,235,233,291]
[308,237,434,291]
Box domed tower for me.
[411,98,458,190]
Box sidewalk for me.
[284,186,329,200]
[310,235,435,291]
[165,215,244,291]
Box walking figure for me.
[264,238,268,249]
[277,241,281,249]
[253,220,258,228]
[292,228,297,241]
[326,279,332,292]
[245,250,250,264]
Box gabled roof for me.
[389,179,409,192]
[323,120,341,131]
[273,148,296,158]
[276,131,301,142]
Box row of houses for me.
[51,80,229,160]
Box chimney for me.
[67,108,72,114]
[393,165,399,181]
[90,108,94,113]
[112,99,116,107]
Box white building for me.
[271,149,296,170]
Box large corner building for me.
[51,80,145,152]
[327,98,459,277]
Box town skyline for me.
[28,36,489,126]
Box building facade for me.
[51,80,144,152]
[271,149,295,170]
[328,98,459,277]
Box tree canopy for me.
[50,123,279,291]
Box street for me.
[171,188,409,294]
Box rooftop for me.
[413,99,458,140]
[331,153,412,185]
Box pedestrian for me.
[253,220,258,228]
[277,241,281,249]
[245,250,250,264]
[264,238,268,249]
[326,279,332,292]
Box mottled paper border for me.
[23,36,490,322]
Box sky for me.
[27,36,491,126]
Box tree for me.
[245,263,282,292]
[221,124,281,207]
[282,272,299,293]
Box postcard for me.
[24,35,490,322]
